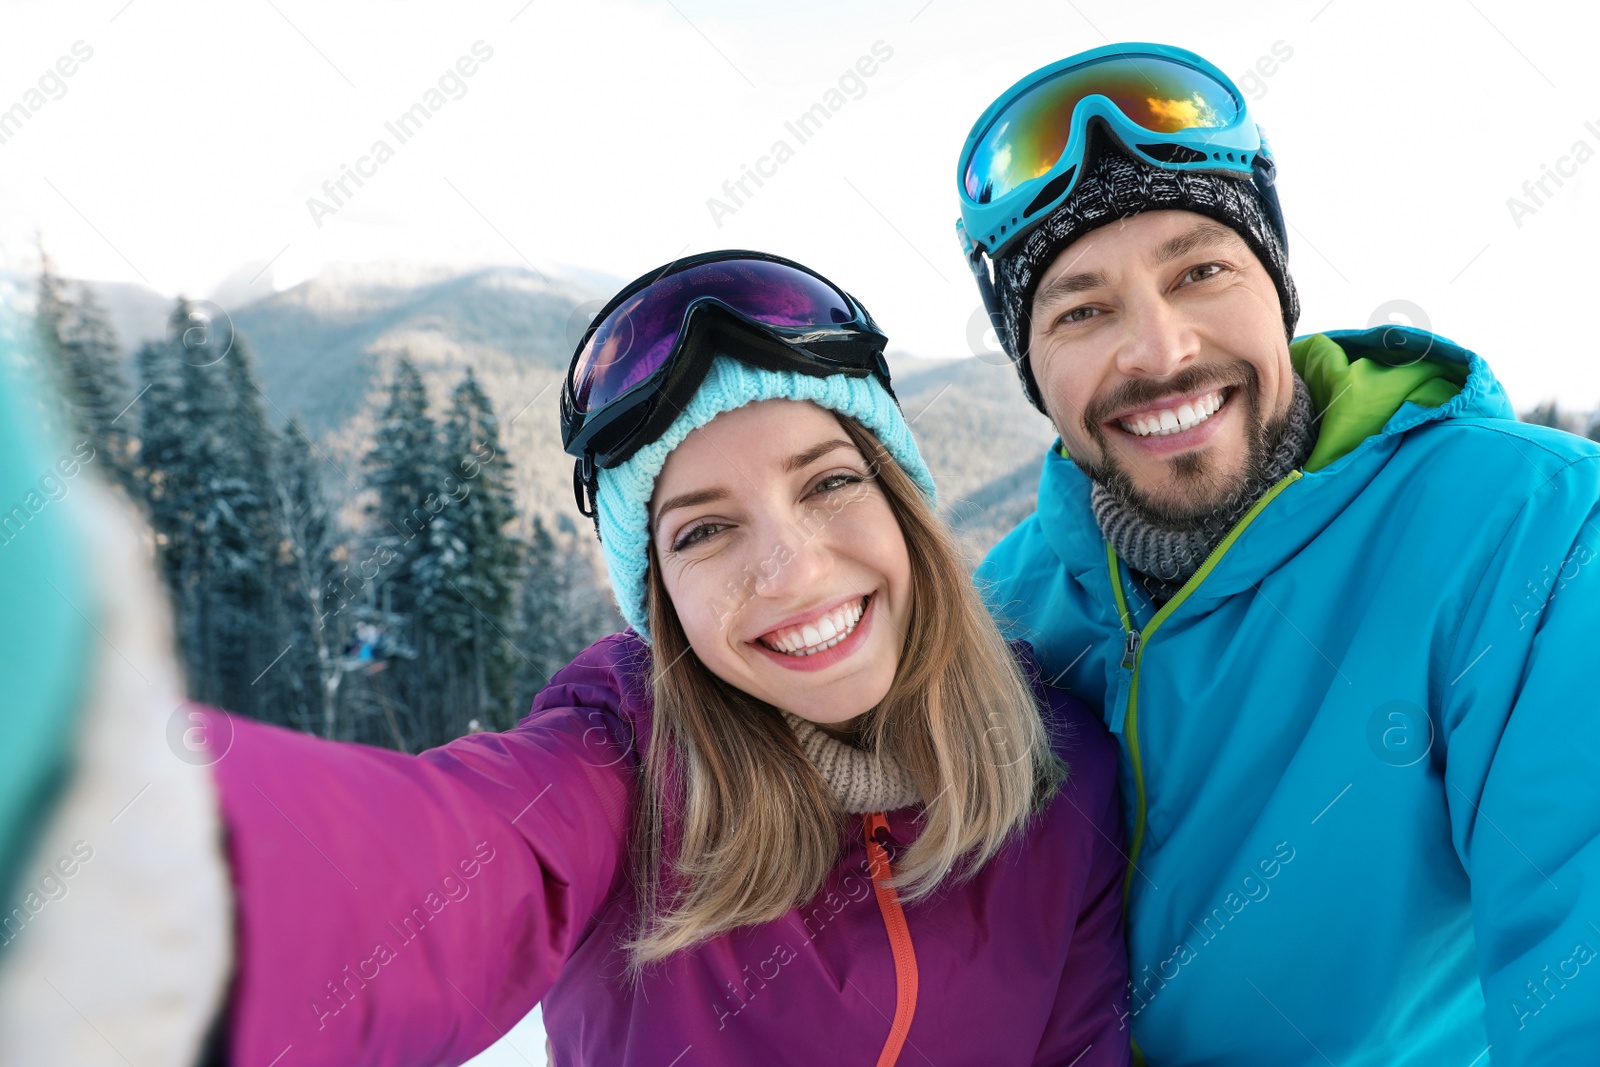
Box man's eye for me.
[1057,306,1099,327]
[1185,263,1222,284]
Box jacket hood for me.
[1296,325,1513,470]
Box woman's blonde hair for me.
[627,410,1064,968]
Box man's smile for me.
[1111,386,1231,437]
[1104,385,1240,458]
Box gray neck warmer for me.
[1091,373,1317,606]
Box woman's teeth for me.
[760,597,867,656]
[1117,388,1226,437]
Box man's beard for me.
[1071,363,1295,537]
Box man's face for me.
[1026,209,1297,534]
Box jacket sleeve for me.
[1440,454,1600,1061]
[1032,687,1133,1066]
[208,636,642,1067]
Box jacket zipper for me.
[1107,469,1303,911]
[863,812,918,1067]
[1110,471,1301,1067]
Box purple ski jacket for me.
[206,631,1130,1066]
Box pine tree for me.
[135,298,281,713]
[34,250,136,489]
[136,300,215,675]
[269,422,349,737]
[1585,408,1600,443]
[359,357,444,744]
[209,333,285,717]
[417,368,523,733]
[1522,401,1562,429]
[364,357,441,623]
[516,515,622,715]
[518,514,568,694]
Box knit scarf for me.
[780,711,921,814]
[1090,373,1317,606]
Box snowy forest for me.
[29,255,618,752]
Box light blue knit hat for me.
[595,354,937,643]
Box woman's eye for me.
[1185,263,1222,284]
[672,522,723,551]
[812,473,863,495]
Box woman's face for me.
[649,399,912,727]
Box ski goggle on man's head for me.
[955,42,1275,266]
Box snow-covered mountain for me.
[55,260,1056,562]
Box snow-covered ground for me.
[463,1005,546,1066]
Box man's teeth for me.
[762,597,867,656]
[1117,389,1226,437]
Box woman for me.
[200,251,1130,1065]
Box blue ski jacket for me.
[978,326,1600,1065]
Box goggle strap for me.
[1251,151,1288,256]
[573,456,602,540]
[968,250,1007,352]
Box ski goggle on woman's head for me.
[560,251,893,518]
[955,42,1268,264]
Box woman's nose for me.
[750,520,832,600]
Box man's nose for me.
[1114,288,1199,379]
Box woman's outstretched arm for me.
[207,633,645,1067]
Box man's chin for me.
[1103,457,1255,532]
[1070,407,1273,530]
[1077,385,1293,535]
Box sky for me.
[2,0,1598,411]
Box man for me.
[962,44,1600,1064]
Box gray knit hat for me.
[994,141,1300,413]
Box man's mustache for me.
[1085,363,1257,430]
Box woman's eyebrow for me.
[784,439,853,473]
[652,486,730,529]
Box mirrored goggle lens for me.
[572,259,856,414]
[963,55,1241,205]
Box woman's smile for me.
[750,592,877,672]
